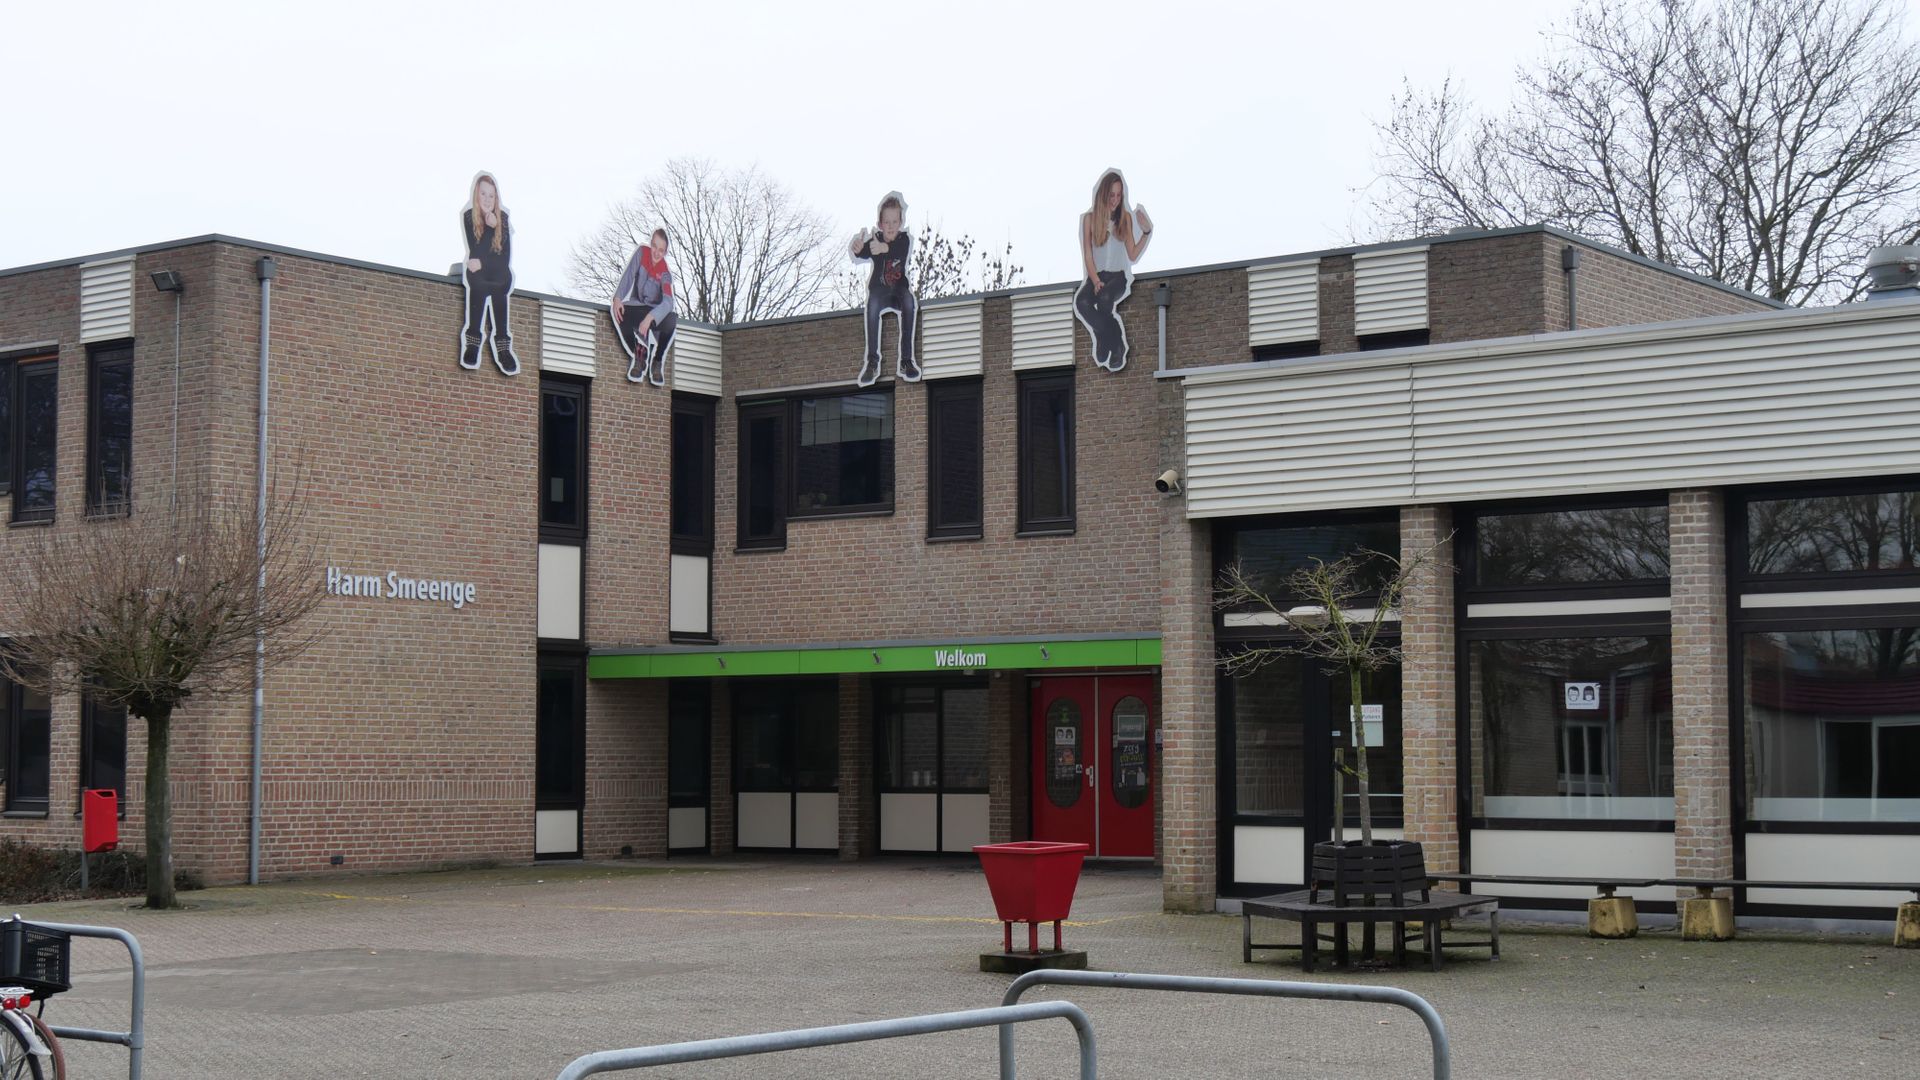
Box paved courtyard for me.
[14,859,1915,1078]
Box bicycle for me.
[0,986,62,1080]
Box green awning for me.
[588,634,1161,680]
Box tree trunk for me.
[1351,664,1373,845]
[144,708,177,909]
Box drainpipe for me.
[1154,281,1171,372]
[1561,246,1581,331]
[249,256,275,886]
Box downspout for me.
[171,288,181,506]
[1153,281,1171,372]
[250,256,275,885]
[1561,246,1581,331]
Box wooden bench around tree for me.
[1241,889,1502,972]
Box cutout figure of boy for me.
[849,192,919,387]
[458,170,520,376]
[611,227,677,387]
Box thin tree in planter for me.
[1215,541,1447,848]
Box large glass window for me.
[792,390,893,515]
[4,678,52,814]
[87,344,133,515]
[539,379,587,539]
[1218,517,1400,613]
[1233,663,1306,817]
[1017,371,1074,534]
[1745,487,1920,576]
[927,378,982,540]
[736,401,787,550]
[80,694,128,805]
[878,683,989,792]
[1744,627,1920,822]
[671,397,715,552]
[1470,635,1673,820]
[1473,504,1669,587]
[535,660,584,809]
[13,360,58,523]
[667,681,710,809]
[733,680,839,793]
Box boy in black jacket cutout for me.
[849,192,919,387]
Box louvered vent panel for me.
[80,257,135,342]
[539,302,598,377]
[1353,247,1428,336]
[920,300,983,379]
[1247,260,1319,346]
[670,324,723,397]
[1011,289,1076,369]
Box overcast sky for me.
[5,0,1584,301]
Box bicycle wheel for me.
[26,1015,61,1080]
[0,1011,45,1080]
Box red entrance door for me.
[1030,675,1155,857]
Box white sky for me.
[3,0,1583,300]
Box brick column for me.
[1399,506,1459,874]
[709,680,734,856]
[988,673,1021,843]
[1670,490,1734,890]
[838,675,876,860]
[1161,517,1216,912]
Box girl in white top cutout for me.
[1074,169,1154,371]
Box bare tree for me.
[1367,0,1920,305]
[1215,542,1448,845]
[567,158,841,324]
[0,486,326,908]
[834,221,1026,308]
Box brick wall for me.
[584,679,666,858]
[1670,489,1734,890]
[1428,234,1552,343]
[1399,506,1458,875]
[1558,240,1774,331]
[1159,514,1216,911]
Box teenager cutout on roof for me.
[458,171,520,376]
[849,191,919,388]
[611,227,677,387]
[1074,168,1154,372]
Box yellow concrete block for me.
[1897,902,1920,949]
[1680,896,1734,941]
[1589,896,1638,938]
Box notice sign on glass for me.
[1564,682,1602,710]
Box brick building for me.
[4,224,1912,922]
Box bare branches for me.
[833,221,1027,308]
[566,158,841,324]
[1214,541,1449,680]
[0,477,327,720]
[1366,0,1920,305]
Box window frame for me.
[8,355,59,525]
[1730,475,1920,595]
[787,386,895,520]
[538,375,590,543]
[1211,508,1402,639]
[670,393,716,556]
[1016,370,1076,536]
[736,398,789,551]
[85,341,134,517]
[1457,492,1673,605]
[3,675,51,816]
[78,692,128,817]
[926,377,983,541]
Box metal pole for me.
[249,257,275,886]
[556,1001,1095,1079]
[171,288,180,507]
[36,921,144,1080]
[999,969,1450,1080]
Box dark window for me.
[942,687,989,790]
[1745,487,1920,577]
[732,680,838,794]
[535,659,584,809]
[737,401,787,550]
[792,681,841,791]
[668,681,710,809]
[1233,663,1306,817]
[927,378,982,539]
[881,687,940,790]
[1216,516,1400,617]
[87,344,133,515]
[12,359,58,523]
[1469,635,1673,821]
[80,694,127,804]
[1473,504,1670,587]
[4,678,52,814]
[671,396,716,553]
[792,390,893,516]
[1743,627,1920,823]
[1357,329,1430,351]
[539,379,587,539]
[1017,371,1074,534]
[1252,340,1321,362]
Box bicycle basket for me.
[0,919,70,998]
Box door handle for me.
[1086,765,1094,789]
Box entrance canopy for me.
[588,633,1162,679]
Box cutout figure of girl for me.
[1074,169,1154,372]
[849,191,919,387]
[459,171,520,376]
[611,227,677,387]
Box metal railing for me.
[998,970,1450,1080]
[34,921,145,1080]
[555,1000,1097,1079]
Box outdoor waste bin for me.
[82,789,119,853]
[974,841,1089,955]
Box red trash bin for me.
[82,790,119,853]
[974,841,1089,954]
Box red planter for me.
[974,841,1089,953]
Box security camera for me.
[1155,469,1183,495]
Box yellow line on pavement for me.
[276,889,1151,927]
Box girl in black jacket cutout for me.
[460,171,520,376]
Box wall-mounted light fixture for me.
[149,269,185,293]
